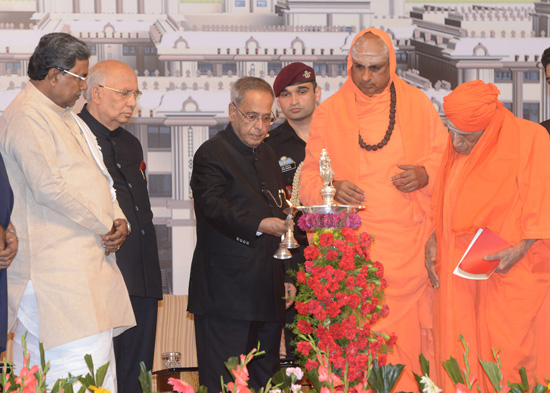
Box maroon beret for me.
[273,62,316,97]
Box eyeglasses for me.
[232,102,275,127]
[98,84,143,100]
[57,68,87,83]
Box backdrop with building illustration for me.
[0,0,548,295]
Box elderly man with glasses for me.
[188,76,294,393]
[78,60,161,393]
[0,33,134,390]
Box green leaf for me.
[419,354,430,377]
[508,386,526,393]
[95,362,110,387]
[196,385,210,393]
[479,359,502,392]
[64,384,75,393]
[63,385,74,393]
[413,372,426,392]
[84,354,94,375]
[39,342,47,371]
[519,367,529,388]
[60,375,80,393]
[305,368,322,391]
[532,384,549,393]
[367,360,405,393]
[224,356,240,376]
[271,368,292,391]
[442,357,465,385]
[49,380,63,393]
[77,374,95,389]
[138,361,153,393]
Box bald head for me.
[85,60,140,131]
[351,32,389,64]
[349,32,391,97]
[85,60,136,100]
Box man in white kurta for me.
[0,33,135,390]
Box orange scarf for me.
[432,81,520,238]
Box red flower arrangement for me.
[293,212,396,387]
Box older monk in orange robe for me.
[299,28,447,390]
[426,80,550,390]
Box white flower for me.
[291,383,301,393]
[420,375,442,393]
[285,367,304,381]
[269,389,281,393]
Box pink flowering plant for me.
[297,333,403,393]
[0,332,111,393]
[292,213,397,388]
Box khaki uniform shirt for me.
[0,82,135,350]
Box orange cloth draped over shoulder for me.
[299,28,447,391]
[431,80,550,391]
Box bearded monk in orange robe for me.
[299,28,447,391]
[426,80,550,391]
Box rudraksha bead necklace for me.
[358,82,396,152]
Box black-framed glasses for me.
[56,68,86,83]
[232,102,275,127]
[98,84,143,100]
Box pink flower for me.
[318,365,330,382]
[285,367,304,380]
[168,378,195,393]
[232,356,250,387]
[226,382,252,393]
[15,365,39,393]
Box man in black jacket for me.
[188,77,294,393]
[266,63,321,360]
[78,60,162,393]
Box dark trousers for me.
[284,303,297,360]
[113,296,159,393]
[194,314,283,393]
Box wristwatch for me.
[126,221,132,235]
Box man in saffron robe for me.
[426,80,550,390]
[299,28,447,390]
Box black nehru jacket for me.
[265,121,306,195]
[79,104,162,299]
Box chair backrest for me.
[0,332,14,363]
[153,294,198,371]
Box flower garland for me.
[290,161,304,208]
[292,213,396,387]
[297,212,361,231]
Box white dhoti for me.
[13,281,117,392]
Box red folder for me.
[453,228,511,280]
